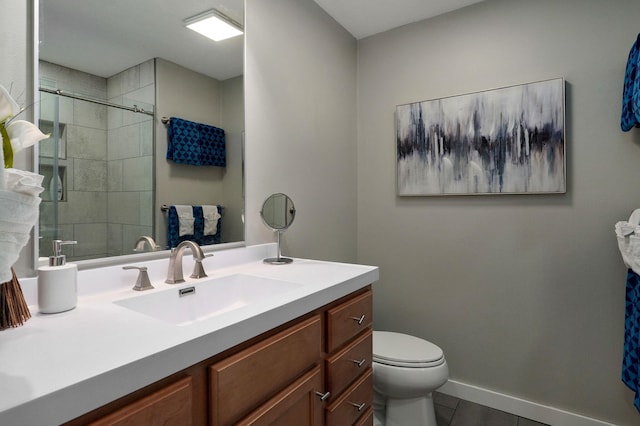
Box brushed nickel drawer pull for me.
[350,314,366,325]
[349,401,366,412]
[315,391,331,401]
[350,358,366,367]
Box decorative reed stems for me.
[0,267,31,330]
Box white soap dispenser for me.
[38,240,78,314]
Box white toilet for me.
[372,331,449,426]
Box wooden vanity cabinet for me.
[324,289,373,426]
[63,287,373,426]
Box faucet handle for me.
[123,266,154,291]
[190,254,213,279]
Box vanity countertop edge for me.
[0,243,379,426]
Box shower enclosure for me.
[38,60,155,261]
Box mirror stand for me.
[263,229,293,265]
[260,193,296,265]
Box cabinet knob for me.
[349,401,366,412]
[350,314,366,325]
[315,391,331,401]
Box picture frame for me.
[396,78,566,196]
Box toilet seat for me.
[373,331,445,368]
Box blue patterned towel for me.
[167,205,223,248]
[623,269,640,412]
[167,117,226,167]
[621,34,640,132]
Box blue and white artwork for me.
[396,78,565,195]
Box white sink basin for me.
[113,274,301,326]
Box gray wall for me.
[357,0,640,423]
[155,59,243,248]
[9,0,640,422]
[220,75,245,244]
[245,0,358,262]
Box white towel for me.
[616,208,640,276]
[0,169,44,282]
[174,205,195,237]
[202,205,221,236]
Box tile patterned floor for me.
[434,392,549,426]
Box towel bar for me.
[161,204,224,214]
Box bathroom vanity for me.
[0,244,378,426]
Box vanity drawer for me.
[325,368,373,426]
[209,315,322,426]
[354,407,374,426]
[326,328,372,397]
[326,290,372,352]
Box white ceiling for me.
[313,0,485,40]
[39,0,483,82]
[39,0,244,81]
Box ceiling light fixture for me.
[184,9,243,42]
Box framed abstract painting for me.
[396,78,565,196]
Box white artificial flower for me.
[0,84,20,124]
[0,83,48,169]
[6,120,48,153]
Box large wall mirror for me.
[37,0,245,263]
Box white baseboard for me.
[438,380,617,426]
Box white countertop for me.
[0,244,378,426]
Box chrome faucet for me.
[133,236,160,252]
[165,240,209,284]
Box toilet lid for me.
[373,331,444,368]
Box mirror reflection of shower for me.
[38,61,154,261]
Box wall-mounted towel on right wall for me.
[616,209,640,412]
[621,33,640,131]
[166,117,226,167]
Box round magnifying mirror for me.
[260,193,296,264]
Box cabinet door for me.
[236,365,324,426]
[210,315,322,425]
[89,376,193,426]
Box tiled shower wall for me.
[106,60,154,256]
[39,60,154,260]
